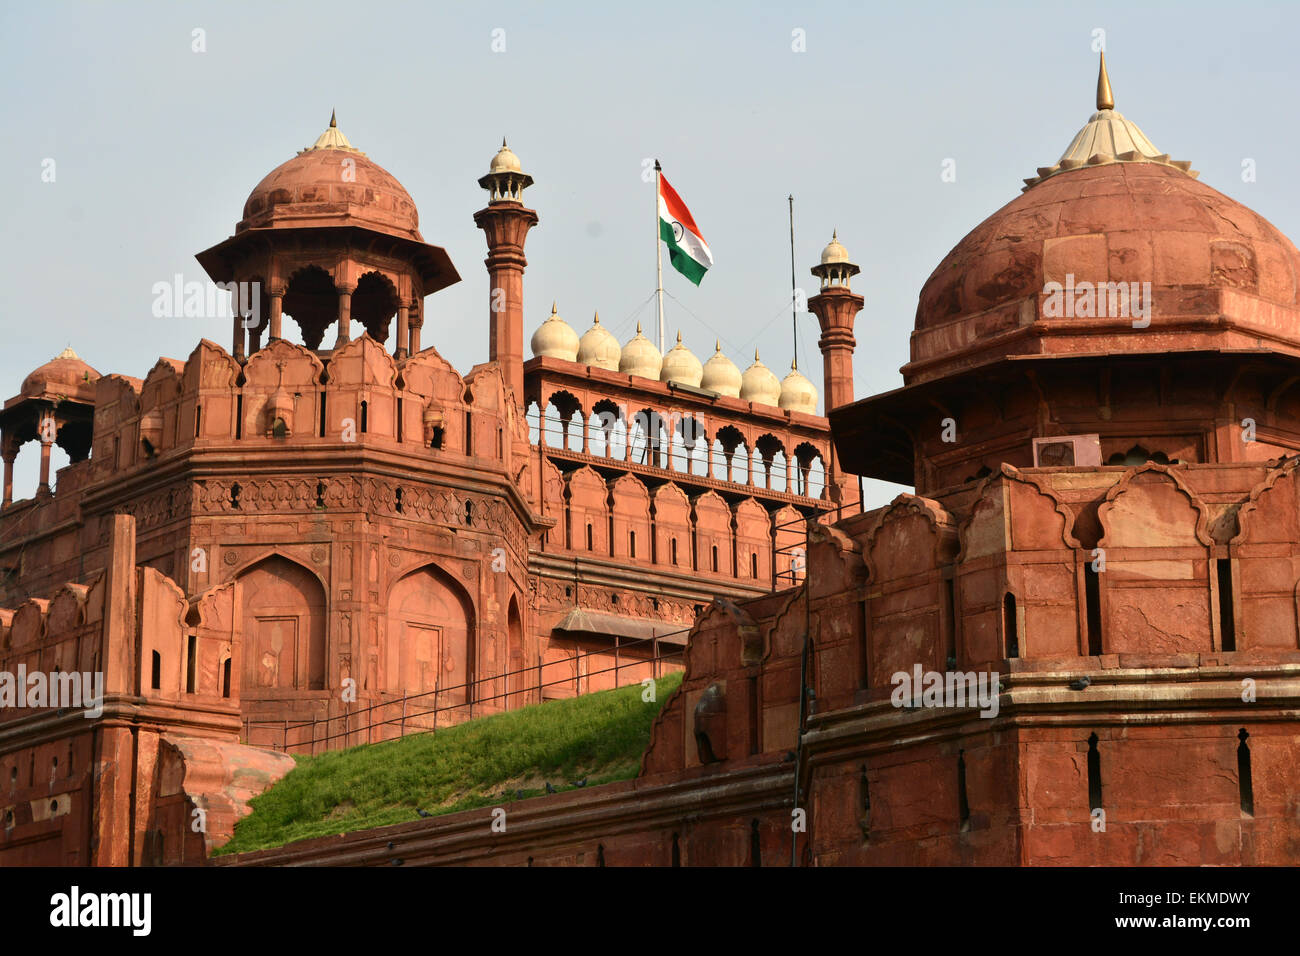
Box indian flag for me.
[658,173,713,285]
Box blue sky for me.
[3,0,1299,505]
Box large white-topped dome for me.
[700,340,741,397]
[530,302,580,360]
[659,332,703,387]
[740,351,781,406]
[577,312,620,370]
[620,322,662,379]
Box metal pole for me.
[655,159,666,353]
[789,195,798,366]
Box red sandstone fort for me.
[2,57,1298,866]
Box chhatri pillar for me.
[1,431,18,508]
[474,139,539,405]
[335,282,355,349]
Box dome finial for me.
[551,301,557,315]
[330,108,337,128]
[676,330,683,345]
[832,228,837,241]
[1097,51,1114,111]
[636,321,643,334]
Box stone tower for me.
[474,140,539,404]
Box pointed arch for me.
[386,562,476,703]
[282,265,336,350]
[233,554,328,692]
[507,594,527,708]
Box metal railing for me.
[241,624,690,755]
[529,409,830,501]
[771,493,869,591]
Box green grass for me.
[215,670,682,856]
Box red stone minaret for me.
[809,232,865,507]
[474,140,538,404]
[808,231,863,412]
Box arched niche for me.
[507,595,526,707]
[386,563,476,703]
[234,555,328,692]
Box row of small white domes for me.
[530,304,818,414]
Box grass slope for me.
[216,670,682,856]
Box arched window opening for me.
[1087,732,1103,812]
[282,265,336,351]
[1237,729,1254,816]
[151,651,161,690]
[1085,563,1103,655]
[1217,559,1236,651]
[1105,445,1173,466]
[352,271,400,344]
[1003,592,1018,658]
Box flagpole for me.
[788,194,797,367]
[655,159,665,353]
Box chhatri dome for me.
[480,137,534,203]
[779,360,818,414]
[238,111,423,241]
[740,350,781,407]
[820,230,851,265]
[577,312,621,370]
[619,322,662,379]
[700,340,742,397]
[909,52,1300,387]
[530,302,580,361]
[21,347,100,400]
[660,331,704,387]
[489,139,523,174]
